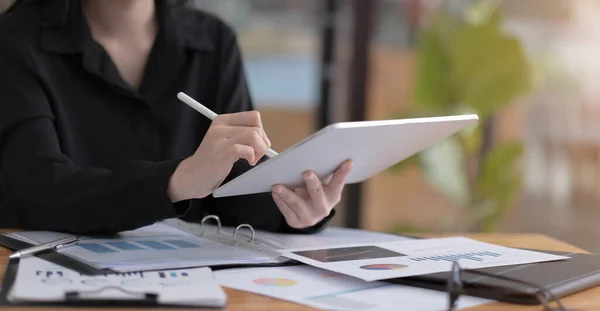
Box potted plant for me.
[391,0,533,232]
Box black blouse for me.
[0,1,332,234]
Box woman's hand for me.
[168,111,271,202]
[272,160,353,229]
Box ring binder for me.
[166,215,291,263]
[233,224,255,243]
[200,215,222,235]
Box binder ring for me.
[200,215,222,234]
[233,224,255,243]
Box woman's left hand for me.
[271,160,353,229]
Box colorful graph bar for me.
[135,241,175,250]
[410,251,502,263]
[106,242,144,251]
[165,240,200,248]
[159,272,166,278]
[78,243,117,254]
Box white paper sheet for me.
[214,265,491,311]
[281,237,569,281]
[8,257,227,308]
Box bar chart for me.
[409,251,503,263]
[76,239,202,254]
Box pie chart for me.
[253,278,298,287]
[360,264,408,271]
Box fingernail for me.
[347,161,353,170]
[304,172,314,180]
[273,186,283,194]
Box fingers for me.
[214,125,269,144]
[213,111,264,128]
[273,185,317,228]
[272,192,303,229]
[303,171,329,218]
[229,130,268,165]
[223,144,255,165]
[325,160,353,200]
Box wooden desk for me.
[1,233,598,310]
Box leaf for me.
[474,141,523,201]
[419,136,471,207]
[447,7,532,119]
[411,15,456,113]
[388,154,421,173]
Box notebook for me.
[387,249,600,305]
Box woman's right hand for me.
[167,111,271,202]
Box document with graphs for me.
[4,222,281,272]
[7,257,226,307]
[281,237,570,282]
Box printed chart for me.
[253,278,298,287]
[214,265,491,310]
[53,223,278,272]
[282,237,570,282]
[360,264,408,271]
[77,238,201,254]
[410,251,502,263]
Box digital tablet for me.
[212,114,478,198]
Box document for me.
[282,237,569,282]
[214,265,491,310]
[7,257,227,308]
[7,222,279,272]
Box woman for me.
[0,0,352,234]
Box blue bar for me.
[182,272,188,277]
[165,240,200,248]
[170,272,177,277]
[106,242,143,251]
[79,243,117,254]
[135,241,175,250]
[444,254,462,261]
[159,272,166,278]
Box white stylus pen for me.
[177,92,278,158]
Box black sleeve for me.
[196,23,334,234]
[0,49,183,235]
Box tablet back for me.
[212,114,478,198]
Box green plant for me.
[391,0,532,232]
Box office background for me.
[2,0,599,252]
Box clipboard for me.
[0,257,225,308]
